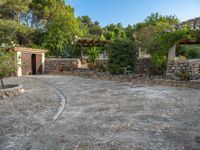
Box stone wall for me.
[45,58,81,73]
[45,57,155,75]
[95,59,108,72]
[95,58,152,74]
[0,84,23,99]
[166,59,200,80]
[96,59,108,66]
[135,58,151,74]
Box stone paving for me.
[0,75,200,150]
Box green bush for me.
[87,47,100,65]
[176,45,200,59]
[107,39,138,74]
[0,50,19,89]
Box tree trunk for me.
[0,77,5,89]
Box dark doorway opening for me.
[31,54,36,75]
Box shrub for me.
[0,50,18,89]
[87,47,100,65]
[176,45,200,59]
[107,39,138,74]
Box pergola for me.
[77,39,109,63]
[178,39,200,45]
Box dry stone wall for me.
[167,59,200,80]
[135,58,151,74]
[45,58,81,73]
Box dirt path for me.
[1,75,200,150]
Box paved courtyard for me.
[0,75,200,150]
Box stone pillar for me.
[168,45,176,62]
[166,45,176,77]
[42,53,45,74]
[16,51,22,77]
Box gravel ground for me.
[0,75,200,150]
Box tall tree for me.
[134,13,179,53]
[0,0,33,46]
[0,0,31,21]
[29,0,66,26]
[78,16,102,39]
[103,23,126,40]
[43,3,82,56]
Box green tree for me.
[29,0,66,26]
[0,19,34,46]
[0,0,34,47]
[0,50,18,89]
[78,16,102,38]
[43,5,82,56]
[0,0,31,21]
[125,25,134,39]
[134,13,179,53]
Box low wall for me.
[45,58,152,74]
[166,59,200,80]
[45,58,81,73]
[96,59,108,66]
[0,84,23,99]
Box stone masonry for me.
[135,58,151,74]
[45,58,81,73]
[166,59,200,80]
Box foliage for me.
[150,27,190,74]
[107,39,138,74]
[103,23,126,40]
[29,0,67,24]
[0,20,17,45]
[0,0,34,47]
[78,16,102,39]
[0,19,34,46]
[0,50,18,89]
[87,47,100,65]
[176,45,200,59]
[0,0,31,21]
[41,2,82,56]
[134,13,179,53]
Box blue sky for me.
[66,0,200,27]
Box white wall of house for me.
[16,51,22,77]
[42,53,45,74]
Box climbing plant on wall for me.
[149,27,191,74]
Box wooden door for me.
[36,54,42,74]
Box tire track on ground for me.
[21,76,67,150]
